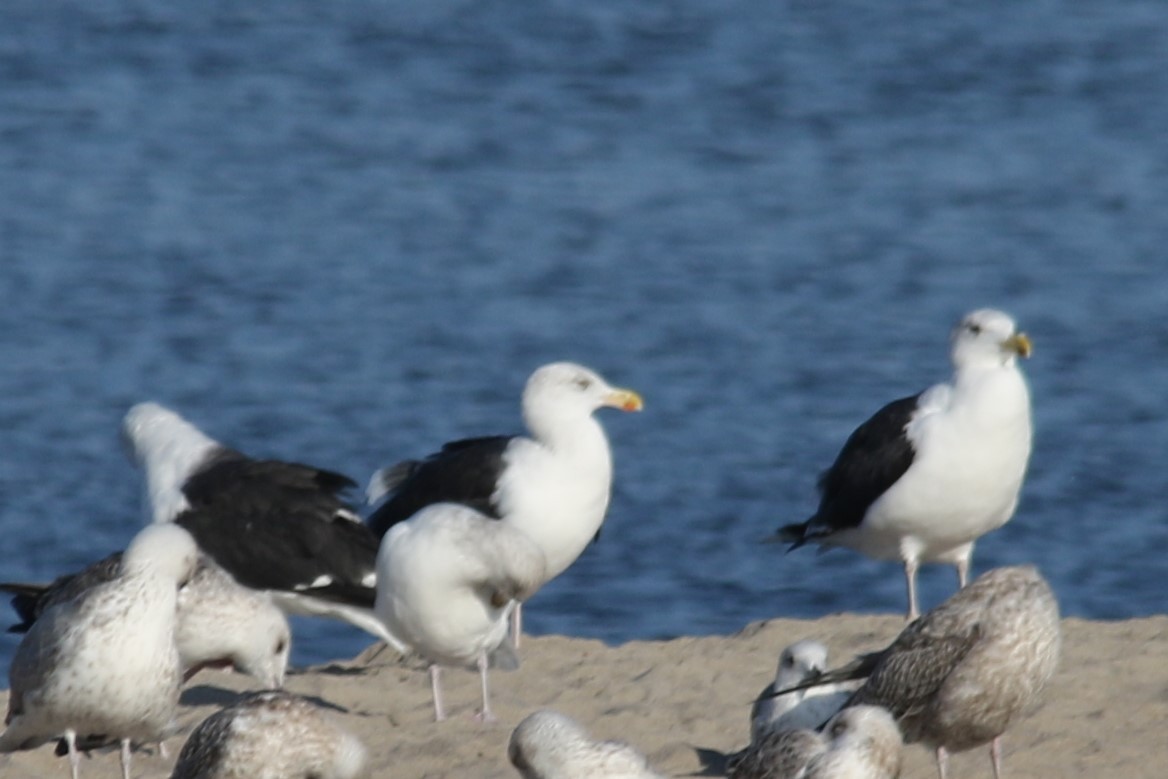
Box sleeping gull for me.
[374,502,545,722]
[122,401,402,651]
[804,705,902,779]
[3,553,290,688]
[169,690,368,779]
[727,728,826,779]
[366,361,642,642]
[508,709,665,779]
[750,640,856,743]
[0,523,198,779]
[775,309,1033,618]
[770,566,1060,779]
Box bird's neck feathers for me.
[136,423,220,523]
[524,402,611,461]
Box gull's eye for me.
[780,655,793,668]
[275,638,287,655]
[967,322,982,335]
[574,377,593,390]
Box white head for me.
[776,639,830,688]
[521,362,642,444]
[123,402,220,523]
[950,309,1032,371]
[819,705,903,777]
[121,523,200,586]
[508,709,656,779]
[232,604,292,688]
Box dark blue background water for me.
[2,1,1166,673]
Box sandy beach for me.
[2,614,1164,778]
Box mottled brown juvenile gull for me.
[750,640,857,743]
[508,709,665,779]
[375,503,545,722]
[804,705,902,779]
[773,566,1060,779]
[776,309,1033,619]
[727,728,827,779]
[366,361,642,643]
[3,554,290,689]
[0,523,198,779]
[169,690,368,779]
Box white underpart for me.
[509,709,665,779]
[0,524,198,775]
[123,402,220,525]
[495,363,625,583]
[829,309,1032,568]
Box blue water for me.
[1,1,1166,674]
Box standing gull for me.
[0,523,198,779]
[366,362,642,640]
[771,566,1060,779]
[3,553,290,689]
[169,690,368,779]
[375,503,545,722]
[508,709,665,779]
[750,640,856,743]
[776,309,1033,618]
[122,401,401,650]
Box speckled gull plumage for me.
[776,566,1061,779]
[509,709,665,779]
[169,690,368,779]
[777,309,1034,619]
[0,524,198,779]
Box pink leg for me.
[935,745,949,779]
[991,736,1003,779]
[474,652,496,723]
[120,737,132,779]
[510,602,523,650]
[429,664,446,722]
[904,559,920,620]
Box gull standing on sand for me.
[770,566,1060,779]
[750,640,857,743]
[366,362,642,641]
[3,553,290,689]
[776,309,1033,618]
[0,523,198,779]
[375,503,546,722]
[508,709,665,779]
[122,401,401,650]
[169,690,368,779]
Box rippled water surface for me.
[2,1,1166,671]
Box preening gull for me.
[0,523,198,779]
[169,690,368,779]
[776,309,1033,618]
[508,709,665,779]
[772,566,1060,779]
[374,502,546,722]
[750,640,856,743]
[122,401,402,650]
[729,705,900,779]
[366,362,642,640]
[3,554,290,689]
[803,706,902,779]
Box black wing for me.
[780,394,920,545]
[0,552,123,633]
[184,451,359,521]
[365,435,514,538]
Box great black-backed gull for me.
[3,553,290,689]
[122,401,401,651]
[750,640,856,742]
[365,362,642,642]
[508,709,665,779]
[169,690,368,779]
[776,309,1033,618]
[0,523,197,779]
[771,566,1060,779]
[374,503,545,722]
